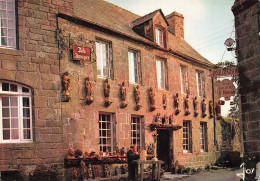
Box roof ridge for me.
[131,9,161,24]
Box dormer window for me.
[155,28,164,47]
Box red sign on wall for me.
[73,46,91,61]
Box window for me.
[180,65,188,93]
[96,40,112,78]
[200,122,208,152]
[0,81,32,143]
[0,0,16,49]
[183,121,192,152]
[128,50,141,84]
[156,58,167,89]
[131,116,143,150]
[196,71,205,97]
[155,28,164,47]
[99,113,115,154]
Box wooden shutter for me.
[165,60,168,90]
[109,43,113,79]
[202,72,205,97]
[137,52,142,84]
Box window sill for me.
[183,150,192,154]
[0,46,20,55]
[0,140,33,144]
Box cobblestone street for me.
[161,168,242,181]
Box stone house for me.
[232,0,260,162]
[0,0,221,179]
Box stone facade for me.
[232,0,260,160]
[0,0,222,179]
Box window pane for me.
[11,107,18,117]
[22,87,29,93]
[10,97,17,106]
[11,129,19,139]
[23,108,30,117]
[2,83,9,91]
[3,130,10,140]
[11,118,18,128]
[2,108,9,117]
[10,84,17,92]
[7,2,13,11]
[2,97,9,106]
[23,97,29,107]
[23,119,30,128]
[3,119,10,128]
[0,2,6,9]
[1,37,7,45]
[1,28,7,36]
[23,129,31,139]
[1,19,7,27]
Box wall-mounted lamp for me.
[224,38,236,51]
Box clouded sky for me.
[104,0,236,116]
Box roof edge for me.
[57,13,213,69]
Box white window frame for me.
[131,115,142,150]
[196,71,205,97]
[0,0,16,49]
[180,65,188,94]
[183,121,192,153]
[96,40,112,78]
[156,58,166,89]
[155,28,164,47]
[99,113,114,155]
[128,50,141,84]
[200,122,208,152]
[0,81,32,143]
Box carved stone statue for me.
[75,149,83,158]
[193,96,199,117]
[93,166,100,179]
[169,114,174,124]
[174,93,181,115]
[216,100,222,119]
[163,94,167,109]
[120,82,128,108]
[104,79,112,107]
[184,94,190,115]
[201,98,207,118]
[116,147,120,155]
[209,100,214,118]
[134,85,142,111]
[85,77,94,104]
[120,147,126,156]
[67,148,75,159]
[87,164,92,179]
[115,166,120,176]
[155,113,161,123]
[62,71,71,102]
[103,164,110,178]
[163,114,169,124]
[147,143,155,156]
[149,87,156,111]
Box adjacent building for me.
[0,0,222,179]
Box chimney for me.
[166,12,184,39]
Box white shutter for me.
[156,59,162,89]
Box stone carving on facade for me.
[163,114,169,124]
[169,114,174,124]
[193,96,199,117]
[147,143,155,156]
[104,79,112,107]
[93,165,100,179]
[201,98,207,118]
[163,94,167,109]
[85,77,94,104]
[62,71,71,102]
[74,149,83,158]
[134,85,142,111]
[115,166,120,176]
[216,100,222,120]
[120,82,128,108]
[184,94,190,115]
[174,93,181,115]
[209,100,214,118]
[149,87,156,111]
[87,164,92,179]
[120,147,126,156]
[155,113,161,123]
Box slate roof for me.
[72,0,213,66]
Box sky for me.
[105,0,236,116]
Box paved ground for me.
[161,168,242,181]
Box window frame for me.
[196,71,205,97]
[0,81,33,143]
[99,112,115,155]
[96,39,113,79]
[156,58,167,90]
[128,49,141,84]
[0,0,17,49]
[200,122,208,152]
[183,121,192,153]
[180,65,189,94]
[155,27,164,48]
[131,115,142,150]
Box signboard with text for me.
[216,79,236,101]
[212,67,238,77]
[73,46,91,61]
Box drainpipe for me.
[212,76,216,146]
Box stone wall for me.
[0,0,73,179]
[59,17,218,169]
[232,0,260,160]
